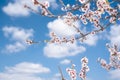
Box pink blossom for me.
[66,68,77,80]
[81,3,90,12]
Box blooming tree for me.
[24,0,120,79]
[98,43,120,70]
[25,0,120,44]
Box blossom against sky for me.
[0,0,120,80]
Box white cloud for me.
[82,34,98,46]
[5,62,50,74]
[109,69,120,80]
[0,62,50,80]
[4,42,26,53]
[3,26,33,41]
[2,26,34,53]
[60,59,71,65]
[2,2,30,17]
[44,42,86,58]
[108,25,120,46]
[2,0,58,17]
[47,19,78,37]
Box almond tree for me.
[24,0,120,79]
[25,0,120,44]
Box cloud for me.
[0,62,50,80]
[5,62,50,74]
[108,25,120,46]
[82,34,99,46]
[3,26,33,41]
[2,2,30,17]
[44,42,86,58]
[2,0,58,17]
[2,0,34,17]
[47,19,78,37]
[4,42,26,53]
[109,69,120,80]
[2,26,34,53]
[60,59,71,65]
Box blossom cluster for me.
[79,57,90,80]
[97,58,111,70]
[66,64,77,80]
[49,32,75,44]
[66,57,89,80]
[98,43,120,70]
[61,0,118,28]
[63,12,79,26]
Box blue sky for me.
[0,0,120,80]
